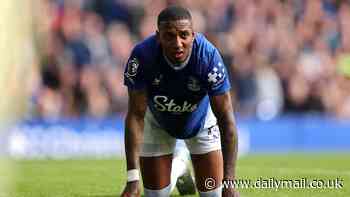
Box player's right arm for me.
[121,88,147,197]
[121,45,147,197]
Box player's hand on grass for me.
[121,181,141,197]
[222,187,240,197]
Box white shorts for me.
[140,107,221,157]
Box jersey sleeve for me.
[205,49,231,96]
[123,46,146,90]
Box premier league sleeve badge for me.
[125,57,140,84]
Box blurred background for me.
[2,0,350,196]
[28,0,350,120]
[5,0,350,158]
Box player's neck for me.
[163,46,192,71]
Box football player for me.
[121,6,239,197]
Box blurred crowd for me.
[30,0,350,120]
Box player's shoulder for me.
[128,34,161,75]
[193,33,219,64]
[193,33,221,70]
[193,33,218,55]
[132,34,160,62]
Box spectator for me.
[31,0,350,120]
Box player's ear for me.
[190,21,195,39]
[156,30,160,41]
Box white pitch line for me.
[241,166,350,177]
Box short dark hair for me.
[157,6,192,28]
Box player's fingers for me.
[222,188,240,197]
[121,191,140,197]
[127,193,140,197]
[120,191,130,197]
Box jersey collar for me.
[163,45,193,71]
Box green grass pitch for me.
[10,153,350,197]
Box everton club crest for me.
[187,76,200,91]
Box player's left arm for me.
[209,92,238,180]
[206,44,239,196]
[205,45,238,182]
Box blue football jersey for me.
[124,33,231,139]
